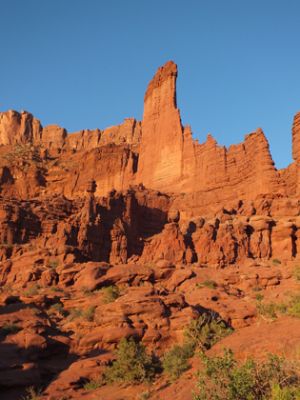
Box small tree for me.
[105,337,156,383]
[162,344,193,380]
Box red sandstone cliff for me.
[0,60,298,205]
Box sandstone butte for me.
[0,61,300,400]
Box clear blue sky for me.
[1,0,300,169]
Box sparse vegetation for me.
[286,294,300,318]
[184,313,233,351]
[193,349,300,400]
[101,285,120,303]
[104,337,157,383]
[196,280,218,289]
[255,293,264,302]
[138,390,151,399]
[162,343,193,380]
[83,377,104,390]
[256,293,300,320]
[67,305,96,322]
[24,283,40,296]
[84,305,96,321]
[273,258,282,265]
[293,266,300,282]
[47,259,59,269]
[81,286,94,296]
[48,302,66,317]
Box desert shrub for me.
[101,285,120,303]
[184,313,233,350]
[273,259,282,265]
[84,305,96,321]
[287,294,300,318]
[67,308,84,321]
[293,266,300,281]
[196,280,218,289]
[50,286,63,293]
[48,302,66,317]
[67,306,96,322]
[47,259,59,269]
[1,322,22,336]
[24,284,40,296]
[83,377,104,390]
[256,294,300,320]
[138,391,151,399]
[81,286,94,296]
[162,343,193,380]
[255,293,264,301]
[104,337,156,383]
[193,349,300,400]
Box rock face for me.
[0,60,296,203]
[137,61,184,190]
[1,61,300,400]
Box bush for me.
[293,266,300,281]
[273,259,282,265]
[47,259,59,269]
[256,294,300,320]
[184,313,233,350]
[193,349,300,400]
[48,302,67,317]
[256,301,279,320]
[24,284,40,296]
[162,344,193,380]
[67,306,96,322]
[83,377,104,390]
[84,305,96,322]
[104,337,156,383]
[101,285,120,303]
[287,294,300,318]
[197,280,218,289]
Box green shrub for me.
[184,313,233,350]
[273,259,282,265]
[24,284,40,296]
[48,302,66,317]
[197,280,218,289]
[256,301,279,320]
[101,285,120,303]
[104,337,156,383]
[162,344,193,380]
[293,266,300,281]
[67,308,84,321]
[83,377,104,390]
[271,383,300,400]
[67,306,96,322]
[287,294,300,318]
[84,305,96,322]
[138,391,151,400]
[256,294,300,320]
[47,259,59,269]
[255,293,264,301]
[193,349,300,400]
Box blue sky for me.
[1,0,300,169]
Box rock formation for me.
[0,61,300,400]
